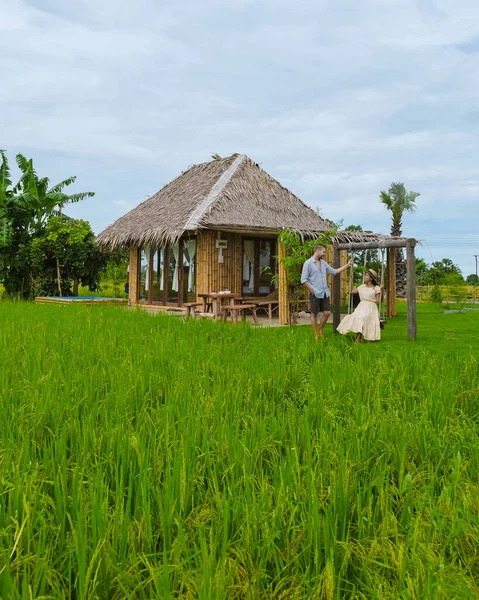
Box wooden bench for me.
[183,302,202,318]
[222,304,259,324]
[249,299,279,325]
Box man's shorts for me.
[310,293,331,315]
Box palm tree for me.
[380,182,420,297]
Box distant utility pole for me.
[475,254,478,304]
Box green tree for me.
[466,274,478,285]
[429,258,464,285]
[100,248,129,297]
[0,150,95,298]
[13,154,95,294]
[30,217,108,297]
[380,182,420,297]
[0,149,14,251]
[415,258,433,286]
[0,151,35,296]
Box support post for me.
[178,240,184,306]
[278,240,289,325]
[333,245,341,333]
[162,246,169,305]
[128,246,140,306]
[387,247,397,317]
[147,248,154,305]
[406,240,417,341]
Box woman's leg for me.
[355,332,362,344]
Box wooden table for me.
[198,292,241,319]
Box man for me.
[301,244,353,339]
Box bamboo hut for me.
[97,153,417,336]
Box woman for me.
[337,268,382,343]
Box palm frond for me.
[15,154,33,175]
[48,176,77,194]
[15,156,37,195]
[0,216,12,248]
[14,192,39,209]
[379,191,393,210]
[0,150,13,204]
[24,169,39,200]
[45,192,68,204]
[62,191,95,204]
[37,177,50,198]
[380,183,420,219]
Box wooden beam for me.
[147,248,154,305]
[406,240,417,341]
[178,240,184,306]
[278,240,289,325]
[332,246,341,333]
[336,239,412,251]
[162,246,169,305]
[128,246,140,305]
[387,247,397,317]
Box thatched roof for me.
[97,153,332,248]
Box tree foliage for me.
[277,227,338,296]
[0,150,103,299]
[416,257,465,286]
[29,217,107,297]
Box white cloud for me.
[1,0,479,274]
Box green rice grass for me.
[0,301,478,598]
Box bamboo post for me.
[333,245,341,332]
[339,249,347,306]
[163,246,169,305]
[128,246,140,305]
[387,247,397,317]
[178,240,184,306]
[278,240,289,325]
[147,248,154,305]
[406,240,417,341]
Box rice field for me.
[0,301,478,599]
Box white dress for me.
[337,285,381,341]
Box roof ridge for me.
[184,154,246,230]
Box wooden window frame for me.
[242,236,277,297]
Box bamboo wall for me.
[194,234,347,317]
[196,230,243,297]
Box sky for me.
[2,0,479,276]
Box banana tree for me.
[13,154,95,294]
[0,150,13,250]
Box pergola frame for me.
[331,238,417,341]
